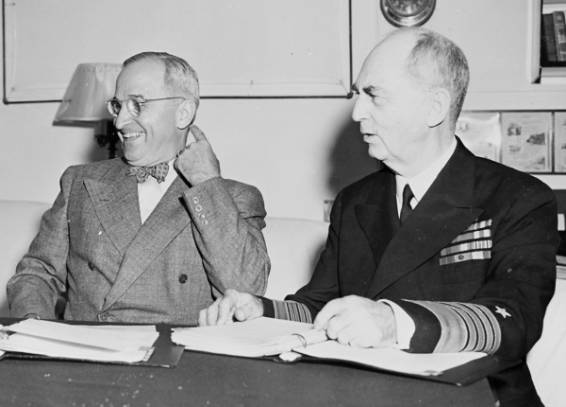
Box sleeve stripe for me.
[446,302,500,353]
[272,300,313,323]
[476,305,498,353]
[406,300,501,354]
[444,303,486,351]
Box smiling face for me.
[113,58,186,167]
[351,31,438,176]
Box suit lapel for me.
[84,161,141,254]
[354,169,398,286]
[103,176,191,308]
[366,142,484,298]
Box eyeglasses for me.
[106,96,186,118]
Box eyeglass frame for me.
[106,95,186,118]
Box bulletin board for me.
[2,0,352,103]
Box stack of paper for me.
[0,319,159,363]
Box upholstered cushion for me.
[0,200,49,316]
[263,217,327,300]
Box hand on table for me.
[174,125,221,186]
[198,289,263,326]
[314,295,397,348]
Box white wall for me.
[1,0,564,220]
[0,0,379,220]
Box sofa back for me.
[0,200,49,316]
[263,217,327,299]
[0,200,327,311]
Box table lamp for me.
[53,63,122,158]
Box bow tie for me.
[127,162,169,183]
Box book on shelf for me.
[541,9,566,72]
[542,13,558,64]
[552,11,566,62]
[0,319,183,367]
[172,317,503,386]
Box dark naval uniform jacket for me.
[287,140,558,407]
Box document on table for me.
[171,317,486,377]
[0,319,159,364]
[173,317,328,358]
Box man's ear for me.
[176,99,196,130]
[426,87,451,128]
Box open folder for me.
[172,317,503,385]
[0,319,168,365]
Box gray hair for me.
[123,51,200,110]
[404,28,469,126]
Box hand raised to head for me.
[174,124,221,186]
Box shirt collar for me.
[395,138,457,206]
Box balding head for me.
[371,28,469,127]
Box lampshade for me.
[53,63,122,124]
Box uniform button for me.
[178,274,188,284]
[192,197,199,204]
[195,204,203,212]
[99,312,114,322]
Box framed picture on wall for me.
[3,0,352,102]
[456,112,501,163]
[500,112,553,173]
[554,112,566,173]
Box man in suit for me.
[198,28,558,406]
[7,51,270,324]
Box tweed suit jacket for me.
[287,140,558,406]
[8,158,269,324]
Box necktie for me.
[127,162,169,183]
[400,184,414,224]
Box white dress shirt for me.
[138,159,178,224]
[383,138,457,349]
[394,138,457,217]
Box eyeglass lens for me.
[107,98,142,118]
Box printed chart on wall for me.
[2,0,352,102]
[456,112,502,163]
[500,112,553,173]
[554,112,566,173]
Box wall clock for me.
[380,0,436,27]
